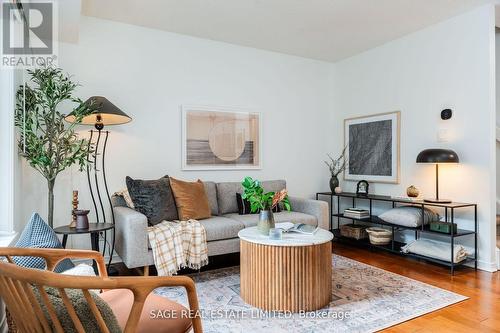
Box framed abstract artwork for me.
[182,105,261,170]
[344,111,400,183]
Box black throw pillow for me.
[126,175,178,225]
[236,193,281,215]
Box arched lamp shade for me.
[65,96,131,130]
[416,149,459,164]
[416,148,459,203]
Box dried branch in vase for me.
[324,145,348,177]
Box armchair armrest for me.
[114,206,151,268]
[0,259,203,333]
[288,196,329,230]
[0,247,108,277]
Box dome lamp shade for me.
[416,149,459,164]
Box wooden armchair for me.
[0,247,202,333]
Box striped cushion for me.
[14,213,74,273]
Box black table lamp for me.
[416,149,459,203]
[65,96,131,271]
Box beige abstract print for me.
[183,106,260,169]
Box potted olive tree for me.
[14,67,94,228]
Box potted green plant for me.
[241,177,291,235]
[14,67,94,228]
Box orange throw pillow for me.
[169,177,211,220]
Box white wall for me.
[20,16,332,251]
[330,5,497,271]
[496,30,500,217]
[18,7,498,271]
[0,68,15,237]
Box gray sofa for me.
[112,179,329,269]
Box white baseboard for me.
[470,258,498,272]
[497,248,500,270]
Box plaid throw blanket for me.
[147,220,208,276]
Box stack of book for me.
[343,208,370,219]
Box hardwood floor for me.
[333,242,500,333]
[112,243,499,332]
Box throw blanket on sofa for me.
[147,220,208,276]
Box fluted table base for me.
[240,240,332,312]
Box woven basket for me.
[340,224,367,240]
[366,227,392,245]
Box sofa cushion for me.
[236,193,281,215]
[14,213,74,273]
[199,216,245,241]
[170,178,211,220]
[216,180,286,215]
[203,181,219,216]
[126,175,178,225]
[99,289,191,333]
[224,211,316,229]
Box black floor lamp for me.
[66,96,131,269]
[416,148,459,203]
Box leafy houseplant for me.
[241,177,291,234]
[325,146,348,193]
[14,67,94,228]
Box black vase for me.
[329,176,339,193]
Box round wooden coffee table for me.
[238,226,333,312]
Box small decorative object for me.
[416,148,459,203]
[356,180,369,196]
[182,105,261,170]
[441,109,453,120]
[74,210,90,230]
[334,186,343,194]
[340,224,368,240]
[406,185,419,198]
[70,190,79,228]
[430,221,458,234]
[366,227,392,245]
[269,228,283,240]
[324,146,347,192]
[241,177,291,235]
[344,111,400,183]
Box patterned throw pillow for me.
[14,213,74,273]
[114,188,135,209]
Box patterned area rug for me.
[155,255,467,333]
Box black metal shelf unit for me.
[316,192,478,274]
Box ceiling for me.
[81,0,495,63]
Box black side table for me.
[54,223,114,274]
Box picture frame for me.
[356,180,369,197]
[344,111,400,183]
[181,105,262,170]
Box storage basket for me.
[366,227,392,245]
[340,224,368,240]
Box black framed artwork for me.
[344,111,400,184]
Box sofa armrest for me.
[288,196,329,230]
[114,207,151,268]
